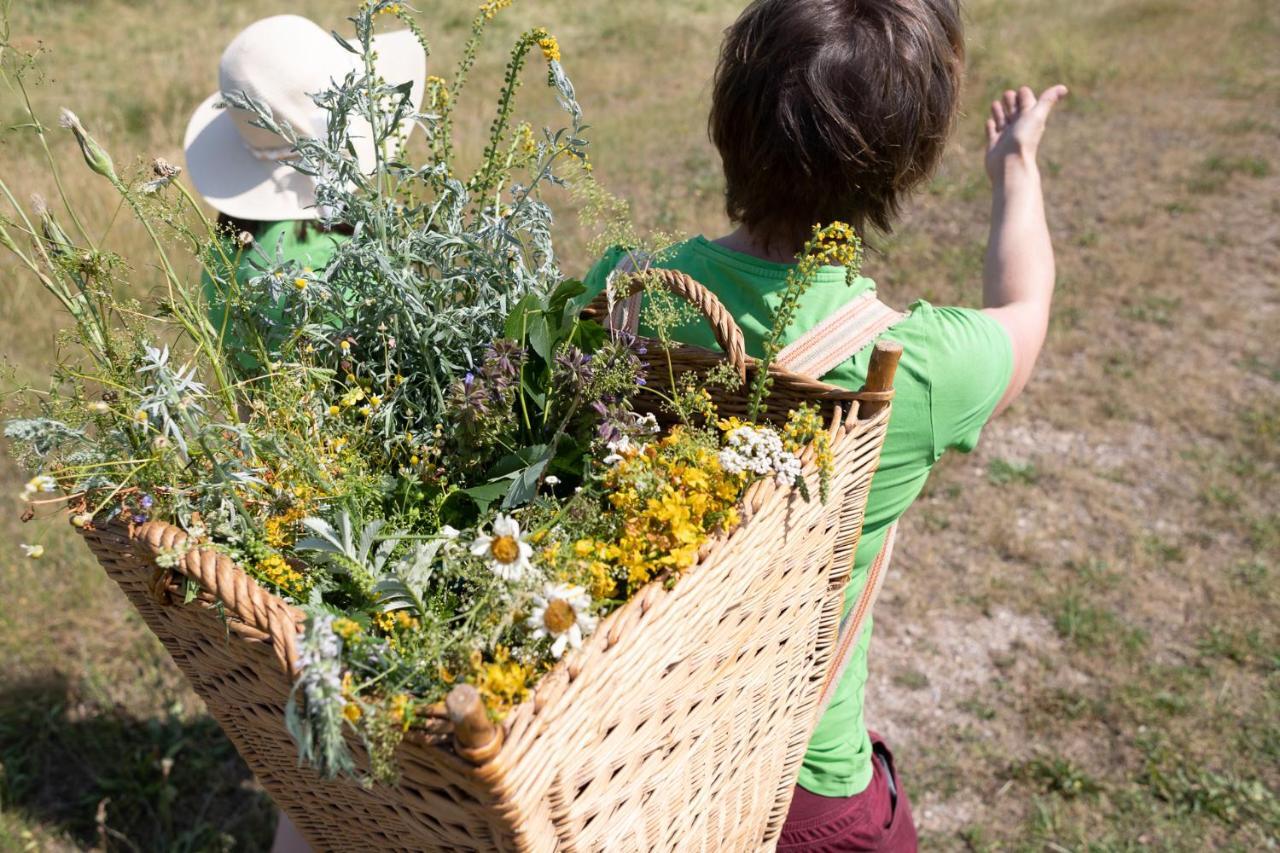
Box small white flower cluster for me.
[718,425,803,487]
[603,435,638,466]
[20,474,57,502]
[154,538,194,569]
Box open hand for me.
[985,85,1068,182]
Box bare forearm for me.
[980,84,1068,414]
[984,161,1054,316]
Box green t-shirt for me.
[585,236,1013,797]
[203,220,348,368]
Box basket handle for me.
[583,268,749,382]
[129,520,305,674]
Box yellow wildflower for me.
[255,553,308,597]
[388,693,412,727]
[533,29,560,62]
[328,405,340,416]
[478,0,512,21]
[333,617,362,641]
[343,702,362,722]
[472,647,533,716]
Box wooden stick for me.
[860,340,903,419]
[446,684,502,763]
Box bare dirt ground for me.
[0,0,1276,850]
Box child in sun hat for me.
[584,0,1066,848]
[183,15,426,851]
[184,14,426,370]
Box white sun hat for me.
[183,14,426,222]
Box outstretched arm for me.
[981,84,1068,416]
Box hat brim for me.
[184,29,427,222]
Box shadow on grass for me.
[0,674,275,852]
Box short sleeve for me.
[926,306,1014,459]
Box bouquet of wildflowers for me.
[1,0,851,783]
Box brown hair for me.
[709,0,965,253]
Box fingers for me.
[991,98,1006,130]
[1017,86,1036,112]
[986,117,998,145]
[1037,84,1069,109]
[1002,89,1018,119]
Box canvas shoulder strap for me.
[775,291,906,717]
[775,290,906,379]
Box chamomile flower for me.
[20,543,44,559]
[470,514,533,581]
[21,475,57,501]
[526,583,596,658]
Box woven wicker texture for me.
[77,272,899,851]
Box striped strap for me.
[815,521,898,715]
[775,290,906,377]
[774,289,904,718]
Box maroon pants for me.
[777,733,918,852]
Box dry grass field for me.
[0,0,1276,849]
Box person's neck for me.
[711,225,801,265]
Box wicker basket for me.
[77,272,900,852]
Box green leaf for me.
[487,444,550,478]
[549,278,587,325]
[504,292,541,341]
[528,314,553,363]
[461,477,515,512]
[331,31,360,54]
[572,319,606,353]
[503,453,550,509]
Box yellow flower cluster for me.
[388,693,413,728]
[263,504,307,548]
[363,0,401,14]
[479,0,513,21]
[256,553,309,597]
[587,428,745,592]
[333,617,363,641]
[426,74,450,108]
[514,121,536,155]
[809,221,861,268]
[341,671,362,721]
[532,28,561,62]
[471,647,533,715]
[782,404,832,501]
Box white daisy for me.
[526,583,596,658]
[470,514,533,581]
[20,475,57,502]
[20,543,44,559]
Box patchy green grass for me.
[1,0,1278,849]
